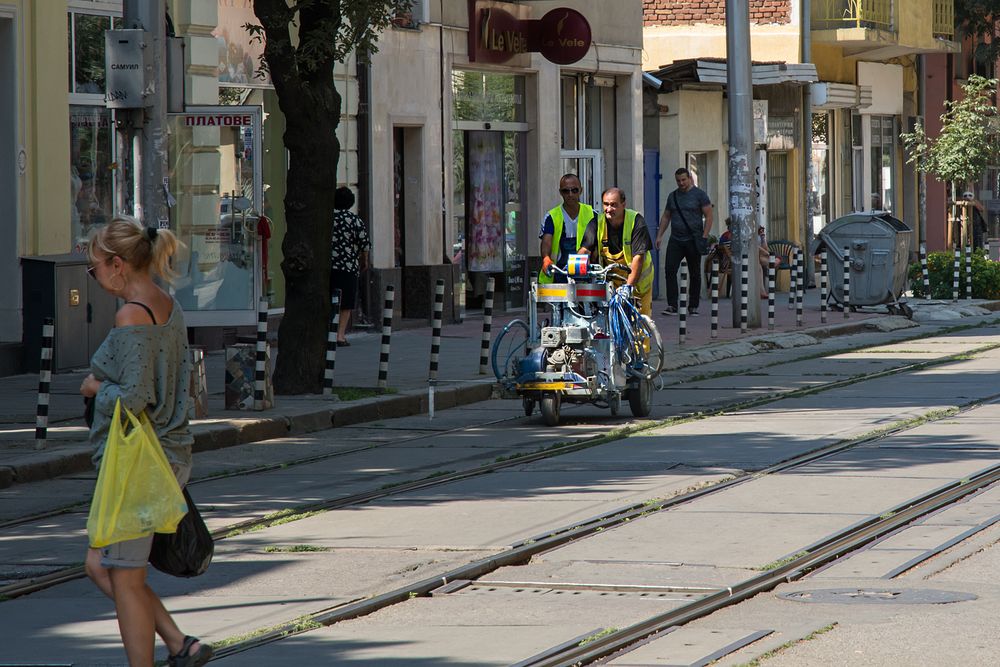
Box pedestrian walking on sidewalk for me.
[80,216,212,667]
[539,173,595,283]
[331,187,371,345]
[655,168,713,315]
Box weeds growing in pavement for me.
[735,623,837,666]
[263,545,330,553]
[579,627,619,646]
[755,551,808,571]
[212,614,322,650]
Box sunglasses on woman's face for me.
[559,187,581,194]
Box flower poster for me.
[467,131,504,273]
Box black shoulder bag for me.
[671,191,710,255]
[149,487,214,577]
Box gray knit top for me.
[89,298,193,468]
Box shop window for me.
[68,6,121,252]
[560,75,578,149]
[869,115,896,212]
[686,152,713,202]
[767,152,788,236]
[70,107,114,250]
[452,71,525,123]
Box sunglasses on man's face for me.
[560,187,581,194]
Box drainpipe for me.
[358,57,375,323]
[917,55,926,244]
[801,0,813,284]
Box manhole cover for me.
[778,588,976,605]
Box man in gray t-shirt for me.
[654,168,713,314]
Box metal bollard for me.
[966,244,973,300]
[458,272,466,324]
[919,242,930,299]
[429,279,444,419]
[795,247,804,327]
[377,285,395,391]
[254,297,268,411]
[323,290,341,396]
[710,258,719,339]
[953,246,960,302]
[740,252,749,333]
[788,249,796,310]
[843,245,851,318]
[679,258,688,344]
[479,277,495,375]
[820,250,828,324]
[35,317,53,450]
[768,254,776,330]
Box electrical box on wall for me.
[105,29,149,109]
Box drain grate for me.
[779,588,977,605]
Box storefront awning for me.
[646,58,818,91]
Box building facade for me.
[1,1,644,371]
[642,0,959,291]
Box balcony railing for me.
[813,0,895,32]
[933,0,955,38]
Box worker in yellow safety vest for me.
[578,187,654,315]
[539,174,595,284]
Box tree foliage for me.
[955,0,1000,72]
[250,0,410,394]
[901,75,1000,188]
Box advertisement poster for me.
[467,131,504,272]
[213,0,271,87]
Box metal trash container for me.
[815,212,913,309]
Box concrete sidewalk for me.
[0,291,994,488]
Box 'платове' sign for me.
[469,1,592,66]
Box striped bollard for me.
[919,242,930,299]
[843,245,851,318]
[323,290,341,396]
[458,272,466,324]
[429,279,444,419]
[377,285,395,391]
[479,277,494,375]
[710,258,719,339]
[788,248,796,310]
[820,250,828,324]
[35,317,53,450]
[767,255,776,330]
[254,297,268,410]
[985,238,991,260]
[795,248,804,327]
[965,244,973,300]
[952,246,960,302]
[679,259,688,344]
[740,252,749,333]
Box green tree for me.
[956,0,1000,73]
[250,0,410,393]
[901,74,1000,192]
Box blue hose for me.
[491,319,530,380]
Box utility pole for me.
[726,0,760,327]
[801,0,814,286]
[121,0,168,229]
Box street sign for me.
[105,29,148,109]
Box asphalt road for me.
[3,321,1000,665]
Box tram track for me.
[206,402,1000,660]
[1,340,998,609]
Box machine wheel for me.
[609,392,621,416]
[522,397,535,417]
[628,378,653,417]
[540,393,561,426]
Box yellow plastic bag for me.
[87,399,188,548]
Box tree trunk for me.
[272,89,340,394]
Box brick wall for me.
[643,1,791,26]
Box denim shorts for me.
[99,463,192,569]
